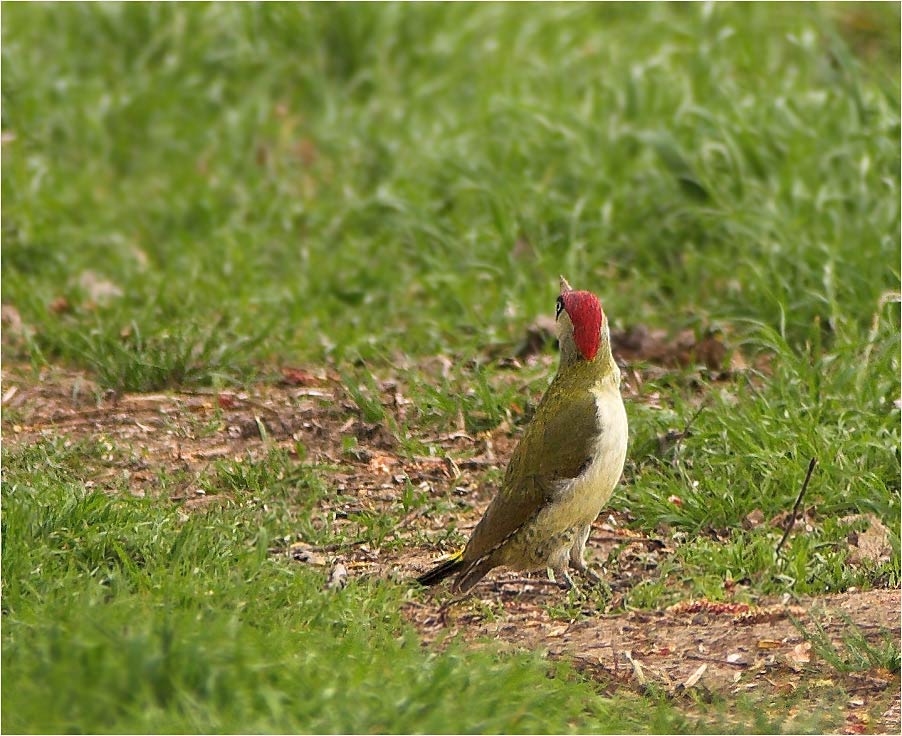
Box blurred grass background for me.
[3,2,898,384]
[2,2,900,733]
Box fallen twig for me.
[623,651,647,685]
[658,397,710,456]
[456,457,495,469]
[674,397,709,448]
[684,653,750,669]
[775,457,817,557]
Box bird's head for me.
[556,275,606,364]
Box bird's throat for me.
[555,343,619,391]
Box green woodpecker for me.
[417,277,628,593]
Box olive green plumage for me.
[462,360,611,565]
[417,278,628,594]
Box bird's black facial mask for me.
[555,296,564,320]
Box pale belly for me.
[565,383,629,520]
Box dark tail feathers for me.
[416,551,464,586]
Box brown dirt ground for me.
[3,362,900,734]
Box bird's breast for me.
[559,384,628,522]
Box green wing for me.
[463,377,599,562]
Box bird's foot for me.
[491,576,563,591]
[547,566,579,593]
[569,559,605,587]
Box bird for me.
[417,276,628,593]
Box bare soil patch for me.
[403,588,900,731]
[3,363,899,733]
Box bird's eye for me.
[555,296,564,318]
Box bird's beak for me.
[559,275,574,294]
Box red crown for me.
[561,291,603,360]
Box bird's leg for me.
[547,565,578,591]
[569,524,603,584]
[547,545,580,593]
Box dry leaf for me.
[611,325,748,374]
[743,509,765,529]
[1,304,23,330]
[683,662,707,689]
[515,315,558,359]
[289,543,326,566]
[218,393,239,409]
[367,452,398,474]
[774,681,796,695]
[326,563,349,589]
[78,270,123,305]
[790,641,811,664]
[623,651,647,685]
[281,367,323,386]
[49,296,71,314]
[842,513,893,565]
[182,495,228,512]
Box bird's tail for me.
[416,549,465,586]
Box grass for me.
[3,3,899,385]
[3,439,821,735]
[2,1,899,733]
[795,611,901,674]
